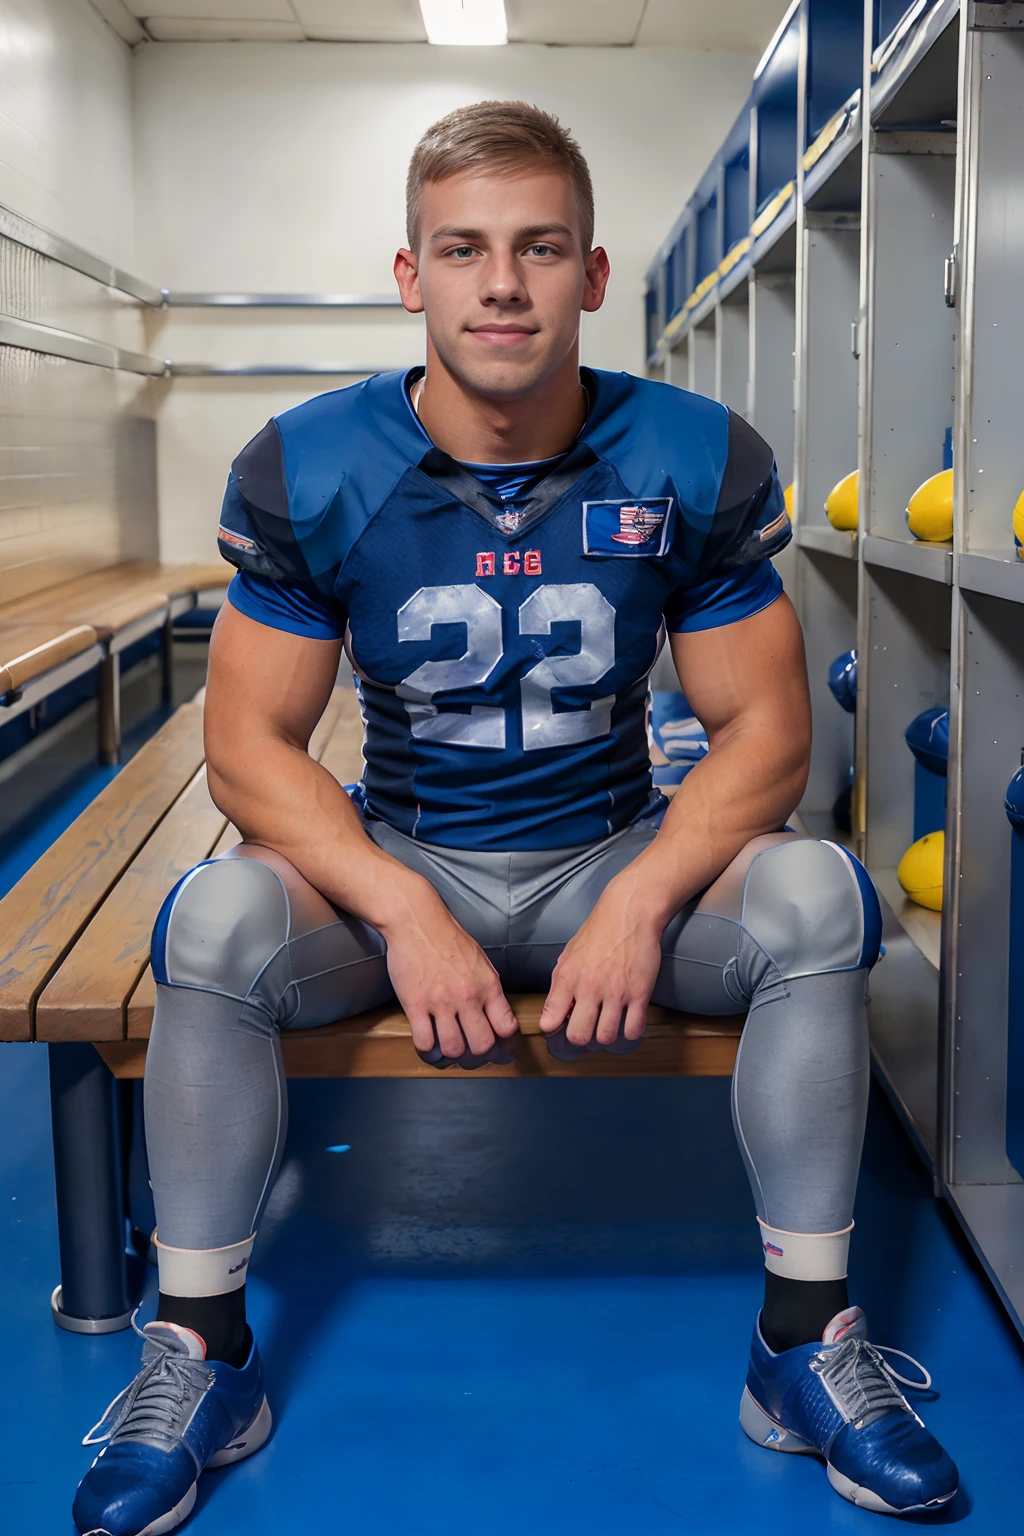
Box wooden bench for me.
[0,560,228,763]
[0,688,742,1331]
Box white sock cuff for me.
[758,1219,853,1281]
[155,1234,255,1296]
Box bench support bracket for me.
[48,1044,132,1333]
[98,653,121,767]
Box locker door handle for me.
[944,249,957,308]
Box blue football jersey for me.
[218,367,791,851]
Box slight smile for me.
[466,324,538,346]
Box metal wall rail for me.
[164,292,404,307]
[0,314,167,376]
[1,201,406,311]
[0,203,163,307]
[167,362,387,376]
[0,312,396,377]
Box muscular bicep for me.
[668,591,811,756]
[205,601,343,772]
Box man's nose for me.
[480,251,526,304]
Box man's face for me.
[395,165,609,400]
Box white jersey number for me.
[396,582,616,751]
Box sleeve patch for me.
[217,525,257,553]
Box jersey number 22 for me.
[396,582,615,751]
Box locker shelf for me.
[958,552,1024,604]
[871,866,942,970]
[803,97,863,211]
[871,0,961,129]
[863,533,952,583]
[796,525,856,558]
[749,196,798,274]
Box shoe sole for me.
[739,1388,957,1517]
[83,1396,274,1536]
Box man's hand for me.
[538,596,812,1050]
[380,886,518,1060]
[538,878,664,1048]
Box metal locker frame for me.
[645,1,1024,1340]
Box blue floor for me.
[4,1059,1024,1531]
[3,760,1024,1530]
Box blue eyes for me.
[448,245,557,260]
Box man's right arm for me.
[204,601,518,1058]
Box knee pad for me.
[739,839,881,983]
[152,856,291,999]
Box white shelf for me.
[803,103,863,212]
[871,0,961,128]
[958,551,1024,604]
[863,533,952,583]
[871,866,942,971]
[796,524,857,558]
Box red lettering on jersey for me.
[476,552,495,577]
[524,550,542,576]
[503,551,521,576]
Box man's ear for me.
[394,248,424,314]
[582,245,611,314]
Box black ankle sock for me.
[760,1271,850,1354]
[156,1287,250,1367]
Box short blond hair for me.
[406,100,595,253]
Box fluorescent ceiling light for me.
[419,0,508,45]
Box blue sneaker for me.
[741,1306,958,1515]
[73,1319,271,1535]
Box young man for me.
[73,102,957,1534]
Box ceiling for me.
[91,0,792,52]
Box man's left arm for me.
[538,591,812,1046]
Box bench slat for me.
[100,996,742,1080]
[0,623,99,692]
[36,769,228,1042]
[0,561,231,642]
[38,689,344,1042]
[0,704,206,1040]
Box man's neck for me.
[414,346,587,465]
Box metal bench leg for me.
[98,652,121,766]
[160,615,175,705]
[48,1044,132,1333]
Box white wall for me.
[132,41,756,562]
[0,0,135,263]
[0,0,156,603]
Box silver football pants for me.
[144,820,878,1256]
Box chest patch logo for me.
[476,550,542,577]
[582,497,673,558]
[495,508,525,534]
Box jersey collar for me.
[364,365,612,537]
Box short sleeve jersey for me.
[219,367,791,851]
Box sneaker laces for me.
[811,1336,933,1431]
[83,1313,214,1449]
